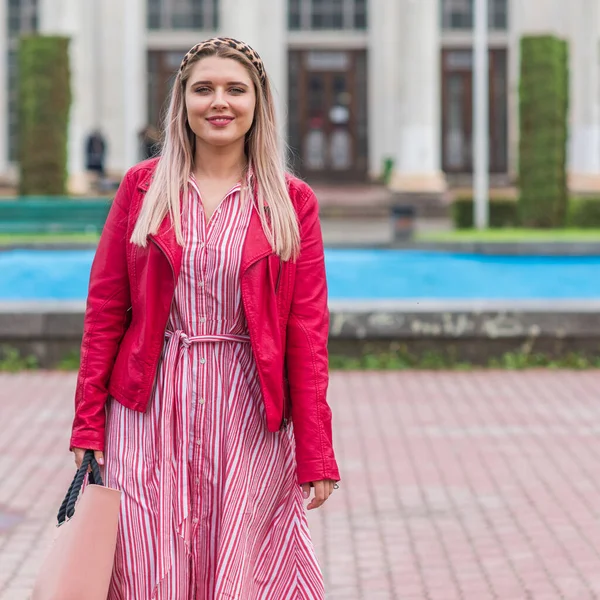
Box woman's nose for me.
[211,89,227,109]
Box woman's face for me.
[185,56,257,151]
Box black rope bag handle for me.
[57,450,104,526]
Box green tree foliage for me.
[18,36,71,195]
[518,36,569,227]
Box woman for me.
[70,38,340,599]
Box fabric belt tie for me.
[156,328,251,588]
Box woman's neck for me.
[193,140,247,181]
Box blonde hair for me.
[130,44,301,261]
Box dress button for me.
[199,397,205,405]
[195,477,200,485]
[192,518,199,524]
[196,439,201,446]
[199,317,206,323]
[200,358,206,364]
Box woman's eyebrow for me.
[190,80,249,87]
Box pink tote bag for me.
[32,450,121,600]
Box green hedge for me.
[567,196,600,228]
[452,196,519,229]
[518,35,569,227]
[18,36,71,195]
[453,196,600,229]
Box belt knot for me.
[166,329,191,348]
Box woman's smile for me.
[206,115,235,127]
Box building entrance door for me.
[441,48,508,173]
[288,50,368,181]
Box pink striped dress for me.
[103,176,325,599]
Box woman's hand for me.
[73,447,104,470]
[301,479,337,510]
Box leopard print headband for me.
[179,37,267,86]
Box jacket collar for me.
[137,168,153,192]
[241,171,273,272]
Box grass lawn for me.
[0,232,100,246]
[1,229,600,247]
[417,228,600,242]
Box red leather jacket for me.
[70,159,340,485]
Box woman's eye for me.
[230,88,245,94]
[195,87,211,93]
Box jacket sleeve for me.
[70,172,133,451]
[286,185,340,485]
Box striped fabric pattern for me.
[104,177,325,599]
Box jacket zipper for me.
[149,234,172,270]
[274,257,288,429]
[149,236,177,342]
[149,236,176,286]
[265,204,282,295]
[281,363,291,430]
[275,257,282,293]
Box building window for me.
[148,50,186,127]
[288,0,368,30]
[441,0,508,30]
[8,0,37,34]
[148,0,219,30]
[7,0,38,162]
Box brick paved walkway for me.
[2,371,600,599]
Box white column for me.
[94,0,145,176]
[0,0,8,178]
[39,0,97,194]
[568,0,600,192]
[219,0,287,135]
[506,0,521,179]
[123,0,147,170]
[368,0,402,178]
[99,0,125,175]
[473,0,489,229]
[390,0,446,195]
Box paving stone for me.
[2,370,600,599]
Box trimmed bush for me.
[18,36,71,195]
[452,195,600,230]
[518,36,569,227]
[568,196,600,228]
[452,196,518,229]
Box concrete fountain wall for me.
[2,299,600,367]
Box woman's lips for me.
[207,117,234,127]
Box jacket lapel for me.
[148,212,183,281]
[241,200,273,275]
[137,170,183,280]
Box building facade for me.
[1,0,600,195]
